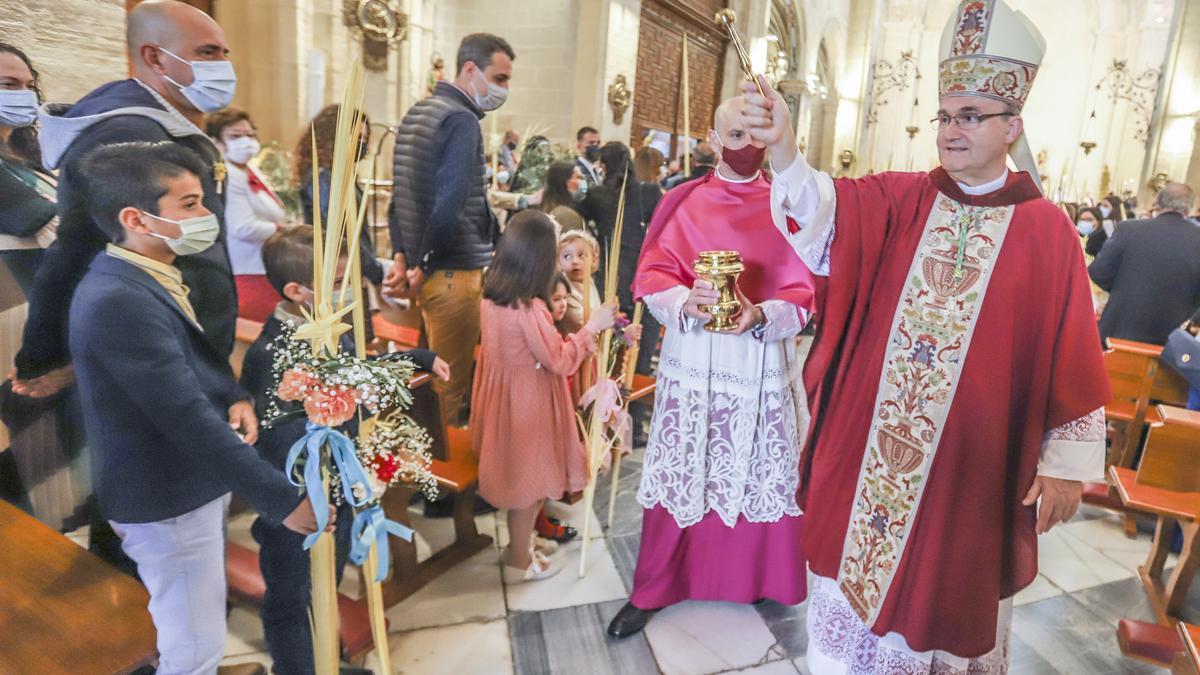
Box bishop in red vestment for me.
[743,1,1110,671]
[606,97,815,639]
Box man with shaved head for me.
[606,94,816,638]
[742,1,1109,671]
[14,0,239,396]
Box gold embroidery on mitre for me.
[939,55,1038,109]
[835,194,1015,624]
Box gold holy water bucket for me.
[692,250,745,332]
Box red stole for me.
[800,167,1110,657]
[633,172,815,312]
[243,165,283,206]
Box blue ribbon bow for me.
[284,422,374,549]
[349,502,414,582]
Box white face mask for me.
[496,169,511,185]
[1099,204,1112,218]
[159,48,237,113]
[0,89,38,128]
[223,136,260,164]
[140,210,220,256]
[469,68,508,112]
[1076,219,1096,236]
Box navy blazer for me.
[69,253,302,524]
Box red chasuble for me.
[800,168,1110,657]
[633,172,815,311]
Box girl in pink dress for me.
[470,211,618,583]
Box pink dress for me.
[471,298,595,509]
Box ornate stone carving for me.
[342,0,408,72]
[608,75,632,125]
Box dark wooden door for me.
[632,0,728,155]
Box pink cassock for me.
[628,172,813,609]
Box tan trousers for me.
[420,269,483,427]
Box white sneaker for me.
[502,555,563,584]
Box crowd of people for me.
[5,0,1200,673]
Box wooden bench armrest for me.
[1157,404,1200,431]
[1107,338,1165,358]
[1110,466,1200,521]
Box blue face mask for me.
[1076,219,1096,236]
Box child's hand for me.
[586,300,619,333]
[432,357,451,382]
[683,279,719,321]
[624,323,644,343]
[228,400,259,444]
[282,499,336,535]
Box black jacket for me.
[1089,212,1200,345]
[578,178,662,308]
[388,81,495,272]
[17,79,236,378]
[0,157,55,239]
[240,313,438,470]
[70,253,299,524]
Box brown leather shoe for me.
[217,663,267,675]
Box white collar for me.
[716,167,761,184]
[955,169,1009,196]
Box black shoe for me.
[607,601,656,639]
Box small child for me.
[68,141,321,673]
[549,273,571,333]
[558,229,601,335]
[470,211,617,582]
[240,225,445,673]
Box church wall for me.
[1,0,128,106]
[862,0,1173,203]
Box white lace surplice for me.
[637,286,810,529]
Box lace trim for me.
[756,300,807,343]
[798,221,835,276]
[636,373,803,528]
[808,578,1010,674]
[1044,408,1105,443]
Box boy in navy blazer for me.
[68,141,329,674]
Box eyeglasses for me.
[930,112,1014,132]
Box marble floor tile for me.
[1068,575,1158,625]
[590,465,646,539]
[1013,573,1064,607]
[504,537,628,612]
[1008,633,1058,674]
[755,599,807,660]
[1011,593,1151,674]
[385,544,506,633]
[405,507,498,562]
[509,599,656,675]
[1058,514,1172,573]
[1036,527,1135,592]
[720,659,801,674]
[644,600,780,675]
[607,533,641,594]
[225,605,267,657]
[219,651,272,670]
[368,618,514,675]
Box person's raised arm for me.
[739,76,836,276]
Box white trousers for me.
[111,495,230,675]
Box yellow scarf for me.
[105,244,198,326]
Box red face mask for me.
[719,141,766,177]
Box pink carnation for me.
[304,384,358,427]
[277,369,318,402]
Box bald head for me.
[127,0,229,119]
[127,0,223,54]
[713,96,746,138]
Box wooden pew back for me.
[1137,405,1200,494]
[1106,338,1161,404]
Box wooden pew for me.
[380,374,493,606]
[1177,622,1200,675]
[1110,405,1200,624]
[0,500,156,674]
[1104,339,1189,469]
